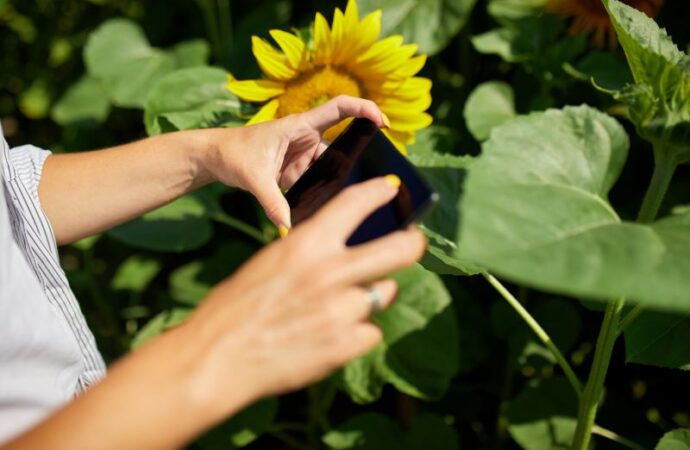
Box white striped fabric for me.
[0,129,105,442]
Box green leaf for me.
[341,264,458,403]
[506,377,578,450]
[408,151,478,275]
[624,311,690,370]
[458,105,690,312]
[197,399,278,450]
[602,0,690,162]
[358,0,477,55]
[656,429,690,450]
[463,81,516,141]
[169,241,257,305]
[487,0,549,20]
[84,19,210,108]
[109,195,213,252]
[406,126,461,156]
[144,67,241,135]
[170,39,210,67]
[323,413,458,450]
[111,255,161,292]
[567,51,632,91]
[471,15,586,83]
[131,308,192,349]
[51,76,110,126]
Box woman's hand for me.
[182,175,425,422]
[200,95,388,228]
[7,176,425,450]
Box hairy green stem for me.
[212,212,270,244]
[571,299,624,449]
[483,273,583,395]
[637,147,677,223]
[592,425,646,450]
[572,143,678,448]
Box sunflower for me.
[545,0,664,48]
[226,0,432,154]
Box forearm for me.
[2,322,251,450]
[39,129,227,245]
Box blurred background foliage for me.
[2,0,690,449]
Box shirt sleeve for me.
[7,144,52,206]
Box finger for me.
[308,176,399,240]
[338,323,383,363]
[338,278,398,322]
[334,228,427,284]
[315,139,329,160]
[302,95,386,133]
[252,180,291,228]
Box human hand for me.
[201,95,388,229]
[183,176,425,421]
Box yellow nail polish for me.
[381,112,391,129]
[278,225,289,238]
[384,174,401,189]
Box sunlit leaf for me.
[458,106,690,312]
[463,81,516,141]
[111,255,161,292]
[51,76,110,126]
[655,429,690,450]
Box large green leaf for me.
[198,399,278,450]
[51,75,110,126]
[341,264,458,403]
[109,195,213,252]
[408,151,478,275]
[358,0,477,55]
[144,67,241,135]
[656,429,690,450]
[602,0,690,162]
[323,413,458,450]
[624,311,690,370]
[505,377,578,450]
[84,18,209,108]
[458,105,690,312]
[471,14,586,83]
[463,81,516,142]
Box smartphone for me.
[285,117,439,246]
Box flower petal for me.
[313,12,332,66]
[381,77,432,100]
[269,29,310,71]
[247,99,280,125]
[385,111,433,132]
[381,128,408,155]
[226,78,284,102]
[392,54,427,79]
[251,36,296,81]
[378,91,432,113]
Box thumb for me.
[253,181,291,229]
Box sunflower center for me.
[277,65,364,117]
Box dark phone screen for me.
[285,118,437,246]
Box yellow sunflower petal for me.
[247,99,280,125]
[367,43,419,75]
[330,8,346,61]
[381,77,432,99]
[355,35,404,65]
[251,36,296,81]
[334,0,362,64]
[313,12,332,66]
[378,92,432,113]
[355,9,382,51]
[392,54,427,79]
[226,78,284,102]
[384,127,416,146]
[385,111,433,132]
[382,128,408,155]
[269,29,310,71]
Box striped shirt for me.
[0,128,105,443]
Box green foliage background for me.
[2,0,690,448]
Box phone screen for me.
[285,118,438,246]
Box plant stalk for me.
[571,141,678,448]
[212,212,270,244]
[637,148,677,223]
[571,299,624,450]
[483,273,583,395]
[618,304,645,336]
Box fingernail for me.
[278,225,290,238]
[380,112,391,129]
[384,174,401,189]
